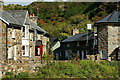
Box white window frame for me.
[22,45,29,56]
[30,33,32,40]
[12,28,15,39]
[100,49,108,59]
[8,46,12,59]
[25,25,29,39]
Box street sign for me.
[87,24,92,30]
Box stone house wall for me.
[97,23,120,60]
[7,27,22,60]
[108,25,119,60]
[42,36,50,54]
[98,24,108,53]
[97,24,108,59]
[0,20,7,60]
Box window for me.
[22,46,25,55]
[22,27,25,37]
[25,25,29,39]
[22,45,29,56]
[30,33,32,41]
[67,43,70,47]
[12,28,15,39]
[77,50,80,57]
[100,49,107,59]
[8,46,12,59]
[35,48,40,56]
[77,42,79,46]
[65,50,72,59]
[30,47,32,57]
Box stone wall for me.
[0,60,63,76]
[0,20,7,60]
[98,23,120,60]
[108,25,120,60]
[7,27,22,60]
[98,24,108,53]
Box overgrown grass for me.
[33,60,119,78]
[3,60,119,78]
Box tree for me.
[59,33,69,41]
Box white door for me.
[38,48,40,55]
[14,45,17,60]
[8,47,12,59]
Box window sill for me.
[22,55,29,57]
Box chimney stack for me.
[72,28,79,35]
[0,0,3,10]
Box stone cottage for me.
[95,11,120,61]
[0,10,22,60]
[0,8,50,61]
[55,32,97,60]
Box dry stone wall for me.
[0,60,60,76]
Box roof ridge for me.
[23,11,29,25]
[106,12,113,22]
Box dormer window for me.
[12,28,15,39]
[77,42,79,46]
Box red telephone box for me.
[35,40,43,60]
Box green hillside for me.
[4,2,118,40]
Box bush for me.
[4,72,13,78]
[14,72,29,78]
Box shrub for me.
[14,72,29,78]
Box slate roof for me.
[96,11,120,23]
[62,32,93,43]
[0,10,21,25]
[30,21,45,33]
[6,10,29,25]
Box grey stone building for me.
[96,11,120,61]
